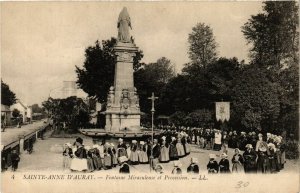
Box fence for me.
[1,124,50,171]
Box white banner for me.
[215,102,230,122]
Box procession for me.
[60,126,288,174]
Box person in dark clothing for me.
[172,161,182,174]
[11,150,20,171]
[151,139,161,169]
[169,137,179,161]
[207,154,219,173]
[187,158,200,174]
[1,150,7,172]
[119,156,130,174]
[231,131,238,148]
[243,144,257,173]
[219,153,230,173]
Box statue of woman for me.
[118,7,132,43]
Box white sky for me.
[1,2,262,105]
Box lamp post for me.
[148,92,158,172]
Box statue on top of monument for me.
[118,7,132,43]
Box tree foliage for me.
[1,80,16,106]
[76,38,143,103]
[134,57,176,113]
[242,1,299,70]
[231,66,280,131]
[12,109,20,118]
[42,96,90,131]
[187,23,218,68]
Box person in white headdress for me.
[172,160,182,174]
[214,130,222,151]
[103,142,112,169]
[119,156,130,174]
[268,143,277,173]
[207,154,218,173]
[155,164,164,174]
[117,138,127,158]
[63,143,73,170]
[169,136,178,161]
[231,148,244,173]
[159,136,170,163]
[70,137,88,172]
[130,140,139,165]
[110,143,118,167]
[92,144,102,170]
[243,144,257,173]
[219,153,230,173]
[187,158,199,174]
[176,134,185,158]
[138,141,148,164]
[86,146,95,172]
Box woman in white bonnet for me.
[138,141,148,164]
[159,136,170,163]
[62,143,73,170]
[231,148,244,173]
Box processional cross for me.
[147,92,158,172]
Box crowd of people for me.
[63,131,193,173]
[63,124,287,174]
[157,125,287,173]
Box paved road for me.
[1,120,47,147]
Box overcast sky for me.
[1,2,262,106]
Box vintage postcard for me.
[1,1,299,193]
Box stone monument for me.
[105,7,141,133]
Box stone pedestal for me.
[105,42,141,133]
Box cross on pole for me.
[148,92,158,172]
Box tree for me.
[76,38,143,103]
[184,109,213,127]
[31,104,44,114]
[169,111,187,126]
[242,1,299,70]
[231,66,280,131]
[1,80,16,106]
[12,109,20,118]
[187,23,218,69]
[134,57,175,114]
[159,57,242,116]
[42,96,90,131]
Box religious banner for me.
[215,102,230,122]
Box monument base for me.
[105,113,141,133]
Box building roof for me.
[17,100,28,109]
[1,104,11,112]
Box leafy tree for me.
[76,38,143,103]
[12,109,20,118]
[134,57,175,114]
[187,23,218,69]
[159,57,242,116]
[1,80,16,106]
[158,74,193,115]
[31,104,44,114]
[42,96,90,131]
[231,66,280,131]
[169,111,187,126]
[277,62,299,136]
[184,109,213,127]
[242,1,299,70]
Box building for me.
[1,104,11,126]
[10,100,32,123]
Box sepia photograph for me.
[1,1,299,193]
